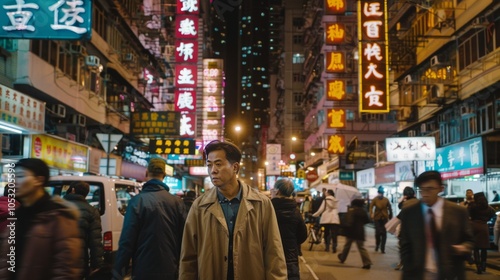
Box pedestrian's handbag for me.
[385,216,401,235]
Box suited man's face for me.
[418,180,443,206]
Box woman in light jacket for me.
[312,189,340,253]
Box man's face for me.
[418,179,443,206]
[206,149,238,188]
[466,190,473,200]
[14,167,44,199]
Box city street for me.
[299,225,500,280]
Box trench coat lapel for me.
[234,183,261,236]
[200,188,230,236]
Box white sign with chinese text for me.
[356,168,375,188]
[386,137,436,162]
[0,84,45,132]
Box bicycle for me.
[306,222,324,251]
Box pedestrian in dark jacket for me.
[0,158,82,280]
[113,158,187,280]
[64,181,104,278]
[271,179,307,280]
[468,192,496,274]
[337,198,372,269]
[183,190,196,212]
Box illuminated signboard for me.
[325,51,345,73]
[149,138,196,155]
[175,40,198,63]
[131,111,181,136]
[326,80,346,101]
[0,84,45,132]
[385,137,436,162]
[0,0,92,40]
[266,144,282,176]
[327,135,345,155]
[175,65,197,87]
[179,112,196,137]
[324,0,346,15]
[202,59,223,146]
[327,109,346,128]
[177,0,199,14]
[31,134,88,172]
[174,90,196,112]
[358,0,390,113]
[325,23,345,44]
[175,15,198,39]
[185,158,205,167]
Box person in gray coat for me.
[113,158,187,280]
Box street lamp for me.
[234,125,241,147]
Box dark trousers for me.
[474,249,487,271]
[374,219,388,251]
[339,238,372,266]
[323,224,340,251]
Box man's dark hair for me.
[185,190,196,198]
[203,140,242,164]
[68,181,90,197]
[493,190,498,194]
[15,158,50,186]
[414,170,442,188]
[327,189,335,196]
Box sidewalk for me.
[487,249,500,271]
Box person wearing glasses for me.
[180,140,287,280]
[399,171,473,280]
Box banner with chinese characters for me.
[177,0,199,14]
[325,0,346,14]
[202,59,223,146]
[175,40,198,63]
[175,65,198,87]
[174,90,196,112]
[149,138,196,155]
[325,51,345,73]
[326,80,346,101]
[327,109,346,128]
[175,15,198,39]
[356,168,375,188]
[0,84,45,132]
[266,144,282,176]
[327,135,345,154]
[131,111,181,136]
[325,23,345,45]
[179,112,196,137]
[358,0,390,113]
[0,0,92,40]
[419,137,484,180]
[31,134,88,172]
[385,137,436,161]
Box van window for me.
[115,184,138,216]
[46,181,105,215]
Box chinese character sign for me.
[327,108,346,128]
[324,0,346,15]
[325,52,345,73]
[358,0,389,113]
[176,0,199,14]
[0,84,45,132]
[149,138,196,155]
[0,0,92,40]
[175,15,198,39]
[175,65,198,87]
[202,59,223,145]
[325,23,345,44]
[31,134,88,172]
[174,90,196,112]
[175,40,198,63]
[385,137,436,162]
[327,134,345,154]
[326,80,346,101]
[131,111,181,136]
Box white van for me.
[47,174,141,266]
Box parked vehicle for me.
[47,174,142,265]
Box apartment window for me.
[293,92,303,104]
[346,110,355,121]
[31,40,58,67]
[477,104,494,133]
[457,28,495,71]
[293,35,303,44]
[92,4,106,39]
[461,115,477,139]
[293,73,304,82]
[293,18,304,28]
[293,54,304,64]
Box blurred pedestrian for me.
[180,140,287,279]
[495,212,500,251]
[300,195,311,217]
[460,189,474,207]
[271,179,307,280]
[399,171,473,280]
[113,158,186,280]
[394,186,417,270]
[312,189,340,253]
[337,198,372,269]
[369,186,392,253]
[183,190,197,212]
[0,158,82,280]
[64,181,104,279]
[492,190,500,202]
[468,192,496,274]
[0,185,19,233]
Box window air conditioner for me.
[72,114,86,127]
[85,55,100,68]
[430,55,441,67]
[51,104,66,118]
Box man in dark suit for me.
[399,171,473,280]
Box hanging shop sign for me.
[326,80,346,101]
[0,0,92,40]
[358,0,389,113]
[0,84,45,132]
[375,164,395,185]
[420,137,484,180]
[327,135,345,155]
[325,51,345,73]
[176,0,199,14]
[395,161,415,182]
[31,134,88,172]
[122,144,150,167]
[149,138,196,155]
[325,23,345,44]
[386,137,436,162]
[324,0,346,15]
[202,59,224,147]
[327,109,346,128]
[356,168,375,188]
[131,111,181,136]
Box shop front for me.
[417,137,488,201]
[374,164,398,211]
[356,167,375,200]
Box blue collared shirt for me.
[217,185,242,280]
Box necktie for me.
[428,208,439,251]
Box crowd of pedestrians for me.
[0,143,499,279]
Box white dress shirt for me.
[421,198,444,273]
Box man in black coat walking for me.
[271,179,307,280]
[64,181,104,278]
